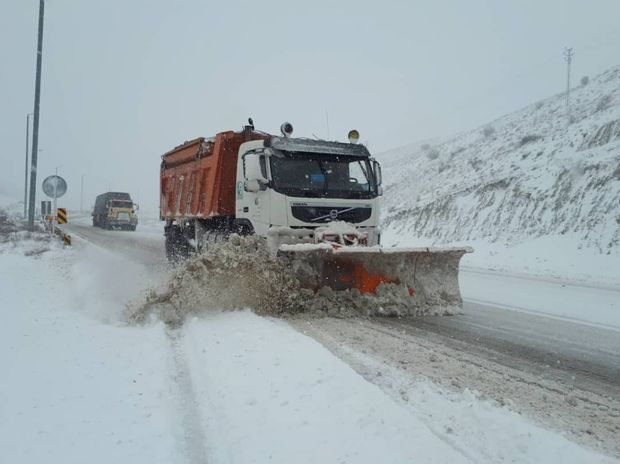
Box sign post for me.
[41,175,71,245]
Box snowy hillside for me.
[378,65,620,283]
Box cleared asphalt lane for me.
[376,302,620,399]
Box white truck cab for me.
[234,135,383,246]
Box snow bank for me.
[128,235,307,323]
[0,230,183,463]
[131,235,464,323]
[128,236,454,324]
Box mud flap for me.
[278,246,472,315]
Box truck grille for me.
[291,206,372,224]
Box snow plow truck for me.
[160,121,471,314]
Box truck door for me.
[241,152,271,235]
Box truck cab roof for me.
[265,137,371,158]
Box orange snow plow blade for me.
[278,246,472,315]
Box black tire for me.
[165,226,190,262]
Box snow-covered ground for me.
[0,237,180,463]
[1,205,618,463]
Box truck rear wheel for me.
[165,225,191,262]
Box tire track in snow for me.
[166,326,209,464]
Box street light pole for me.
[28,0,45,229]
[24,113,33,217]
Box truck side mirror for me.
[133,203,140,211]
[373,160,382,187]
[244,153,269,191]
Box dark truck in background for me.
[92,192,138,231]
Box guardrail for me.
[43,215,71,246]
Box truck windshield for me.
[269,152,377,199]
[110,200,133,208]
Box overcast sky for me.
[2,0,620,215]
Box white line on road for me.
[464,297,620,333]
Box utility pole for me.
[564,47,573,125]
[28,0,45,229]
[24,113,32,217]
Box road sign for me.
[57,208,67,224]
[42,175,67,199]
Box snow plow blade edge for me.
[278,246,472,315]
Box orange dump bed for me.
[160,129,269,220]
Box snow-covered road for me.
[64,217,165,268]
[2,217,619,462]
[0,235,472,463]
[66,216,620,388]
